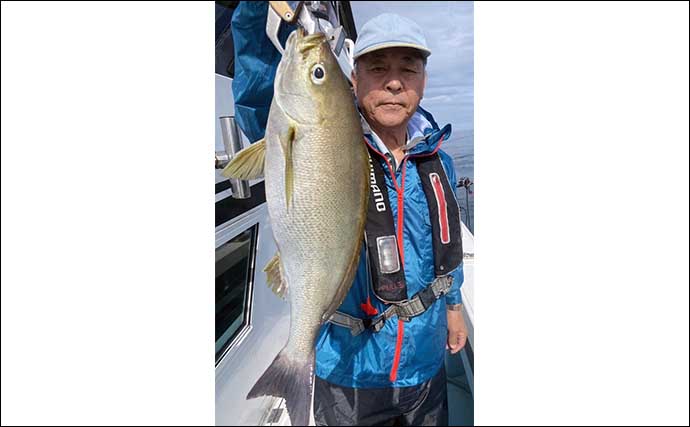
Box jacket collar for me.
[360,106,452,158]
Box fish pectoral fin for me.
[221,138,266,180]
[280,125,296,208]
[264,253,287,299]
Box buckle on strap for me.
[327,277,454,334]
[430,275,453,297]
[396,276,454,320]
[366,304,397,332]
[367,316,386,333]
[329,307,393,336]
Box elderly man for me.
[314,13,468,427]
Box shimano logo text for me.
[369,158,386,212]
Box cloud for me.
[352,2,474,131]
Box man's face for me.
[352,47,427,131]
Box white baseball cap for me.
[353,13,431,60]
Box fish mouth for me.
[298,41,324,54]
[296,29,326,54]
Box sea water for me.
[443,130,474,234]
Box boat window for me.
[215,224,257,363]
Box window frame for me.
[215,222,259,366]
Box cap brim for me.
[354,42,431,60]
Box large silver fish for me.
[222,28,368,426]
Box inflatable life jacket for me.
[328,137,463,335]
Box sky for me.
[351,1,474,132]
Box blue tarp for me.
[231,1,295,143]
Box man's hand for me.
[446,306,468,354]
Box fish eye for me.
[310,64,326,84]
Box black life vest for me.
[364,139,463,304]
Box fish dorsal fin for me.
[221,138,266,180]
[264,252,287,299]
[281,125,296,209]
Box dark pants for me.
[314,365,448,426]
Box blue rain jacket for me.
[230,1,294,142]
[315,107,464,389]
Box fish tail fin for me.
[247,349,314,426]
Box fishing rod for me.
[457,177,473,231]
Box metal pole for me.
[219,116,252,199]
